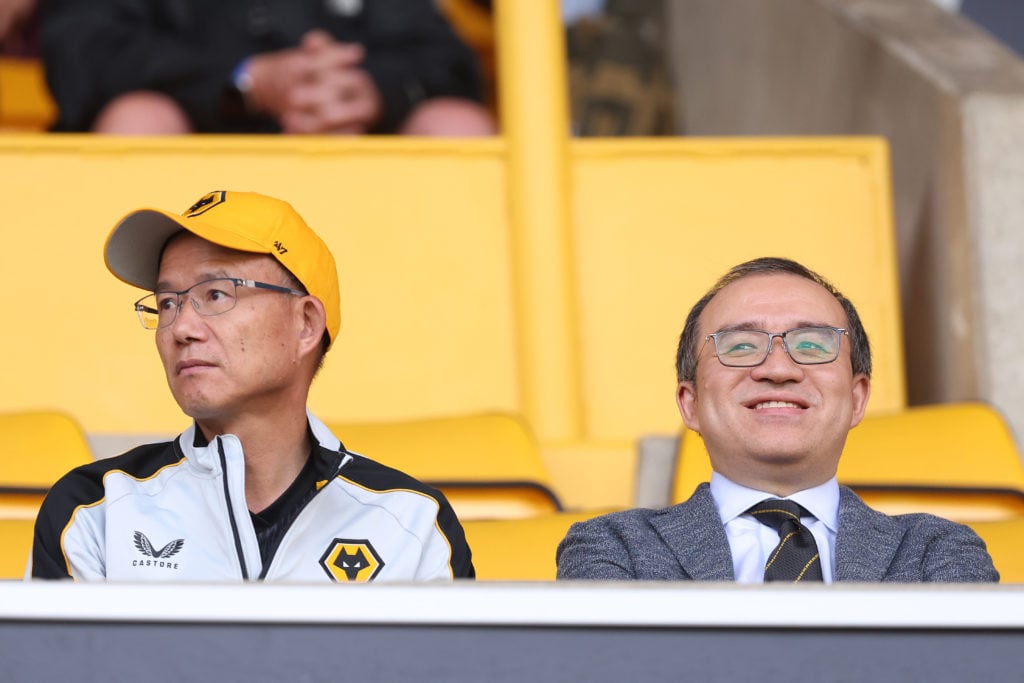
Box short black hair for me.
[675,257,872,382]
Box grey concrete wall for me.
[664,0,1024,444]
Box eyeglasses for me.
[134,277,305,330]
[702,326,849,368]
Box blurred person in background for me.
[0,0,37,56]
[40,0,495,135]
[564,0,675,136]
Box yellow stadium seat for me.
[461,511,601,580]
[672,427,714,504]
[966,518,1024,583]
[672,402,1024,522]
[837,402,1024,520]
[0,58,56,131]
[327,413,562,520]
[0,411,93,519]
[0,517,34,579]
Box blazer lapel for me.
[834,486,903,581]
[650,484,734,581]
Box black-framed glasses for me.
[702,326,849,368]
[134,277,304,330]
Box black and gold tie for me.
[747,498,823,582]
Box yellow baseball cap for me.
[104,190,340,349]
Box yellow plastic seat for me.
[837,403,1024,520]
[0,517,34,579]
[461,510,602,580]
[327,413,562,520]
[672,402,1024,522]
[0,410,93,519]
[0,57,56,131]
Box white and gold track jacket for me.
[29,414,474,582]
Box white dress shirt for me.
[708,472,839,583]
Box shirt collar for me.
[709,471,840,532]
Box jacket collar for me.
[174,410,350,477]
[834,486,903,581]
[649,484,905,582]
[651,483,735,581]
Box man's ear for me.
[297,296,327,356]
[848,374,871,429]
[676,381,701,433]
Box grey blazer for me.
[556,484,999,582]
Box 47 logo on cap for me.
[319,538,384,582]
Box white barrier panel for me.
[1,581,1023,681]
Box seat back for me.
[0,58,56,131]
[0,411,93,519]
[461,511,598,580]
[672,402,1024,522]
[327,413,561,520]
[672,426,713,503]
[0,517,34,579]
[838,402,1024,520]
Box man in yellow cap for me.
[29,190,474,582]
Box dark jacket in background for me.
[40,0,483,132]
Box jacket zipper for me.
[218,438,249,580]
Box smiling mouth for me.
[752,400,803,410]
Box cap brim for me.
[104,209,192,291]
[104,207,271,291]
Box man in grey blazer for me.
[557,257,998,582]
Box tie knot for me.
[747,498,823,582]
[747,498,808,533]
